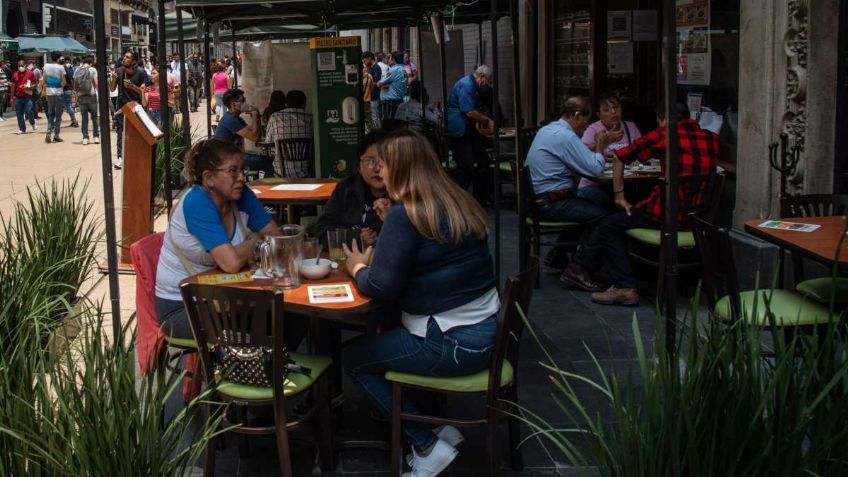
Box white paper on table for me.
[308,284,354,304]
[270,184,322,192]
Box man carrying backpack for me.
[73,56,100,145]
[60,57,79,128]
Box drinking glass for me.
[302,237,320,263]
[327,228,350,263]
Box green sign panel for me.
[309,36,363,178]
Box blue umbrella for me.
[14,34,89,56]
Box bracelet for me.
[614,189,625,195]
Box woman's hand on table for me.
[374,198,392,222]
[343,240,373,277]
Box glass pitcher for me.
[259,224,303,290]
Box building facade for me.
[3,0,44,37]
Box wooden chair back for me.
[487,257,539,399]
[274,138,313,178]
[780,194,848,217]
[180,283,287,392]
[691,216,742,321]
[656,173,723,228]
[516,127,539,165]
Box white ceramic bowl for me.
[300,258,333,280]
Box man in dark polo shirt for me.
[214,88,274,177]
[109,50,146,169]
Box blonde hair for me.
[378,130,489,244]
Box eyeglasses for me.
[214,166,247,178]
[600,104,622,113]
[360,158,382,169]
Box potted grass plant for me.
[154,118,194,211]
[511,285,848,476]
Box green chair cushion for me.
[714,289,834,326]
[385,361,513,393]
[796,277,848,305]
[525,217,580,228]
[165,335,198,349]
[488,161,514,172]
[626,228,696,248]
[216,353,332,400]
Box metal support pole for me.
[530,0,538,126]
[204,21,212,138]
[94,0,122,343]
[158,0,172,217]
[511,0,526,273]
[231,28,238,89]
[437,15,448,135]
[416,22,426,125]
[661,0,680,356]
[491,0,501,286]
[177,7,191,150]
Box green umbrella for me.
[15,34,89,56]
[0,32,18,52]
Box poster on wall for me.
[607,43,634,74]
[607,11,632,40]
[309,36,363,178]
[676,0,711,86]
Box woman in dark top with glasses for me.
[315,131,389,248]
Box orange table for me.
[249,177,338,206]
[744,216,848,272]
[182,265,375,321]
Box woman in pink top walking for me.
[211,63,231,121]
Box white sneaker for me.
[93,136,100,144]
[15,129,23,135]
[32,120,37,130]
[402,438,457,477]
[82,138,89,145]
[0,116,6,122]
[407,426,464,466]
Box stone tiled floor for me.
[170,212,679,476]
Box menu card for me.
[307,284,354,304]
[198,271,254,285]
[758,220,821,233]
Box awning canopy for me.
[173,0,509,34]
[14,34,90,56]
[0,32,19,52]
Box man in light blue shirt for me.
[526,96,615,281]
[377,51,407,121]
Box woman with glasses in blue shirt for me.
[155,138,278,339]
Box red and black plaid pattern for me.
[615,118,719,223]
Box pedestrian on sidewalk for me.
[43,52,67,143]
[10,60,37,134]
[109,50,146,169]
[74,56,100,145]
[0,62,9,122]
[61,57,79,128]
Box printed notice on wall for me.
[632,10,657,41]
[607,11,631,40]
[676,0,711,85]
[607,42,634,74]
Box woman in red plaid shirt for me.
[560,101,719,306]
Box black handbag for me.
[214,345,311,387]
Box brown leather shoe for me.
[591,286,640,306]
[559,264,605,292]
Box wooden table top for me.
[182,265,375,320]
[249,177,338,204]
[744,216,848,270]
[593,168,662,183]
[478,126,517,139]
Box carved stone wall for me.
[782,0,807,194]
[735,0,838,228]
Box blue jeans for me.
[243,153,276,178]
[14,96,34,132]
[344,313,498,452]
[46,95,64,136]
[78,95,99,139]
[149,109,162,127]
[62,90,77,123]
[538,189,610,255]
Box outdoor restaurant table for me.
[249,177,338,223]
[593,166,662,183]
[744,216,848,272]
[181,265,374,320]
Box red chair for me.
[130,232,199,399]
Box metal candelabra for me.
[768,132,803,199]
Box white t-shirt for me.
[43,63,65,96]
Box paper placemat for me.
[307,284,354,304]
[271,184,323,192]
[758,220,821,233]
[197,271,254,285]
